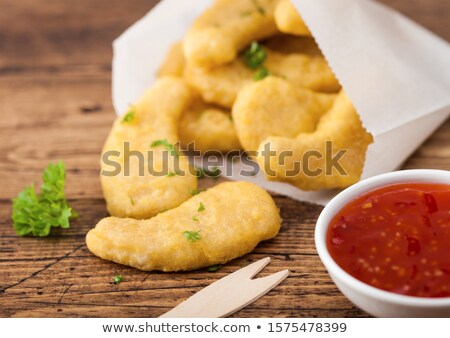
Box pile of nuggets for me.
[86,0,373,272]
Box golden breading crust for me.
[179,98,241,152]
[184,47,340,108]
[256,91,374,190]
[183,0,279,68]
[87,182,282,272]
[101,77,198,219]
[232,77,336,152]
[157,42,185,78]
[274,0,311,36]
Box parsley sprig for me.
[198,202,205,212]
[207,265,222,272]
[254,66,271,81]
[244,41,267,69]
[113,275,123,284]
[189,188,205,196]
[151,139,179,158]
[122,108,135,124]
[183,230,201,242]
[244,41,272,81]
[12,162,77,237]
[195,167,222,179]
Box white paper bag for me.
[112,0,450,205]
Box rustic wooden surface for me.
[0,0,449,318]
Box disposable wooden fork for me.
[160,257,289,318]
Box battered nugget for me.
[184,0,279,68]
[256,92,373,190]
[263,34,322,56]
[101,77,198,219]
[274,0,311,36]
[233,77,336,152]
[184,46,340,108]
[86,182,281,272]
[179,98,241,152]
[157,42,185,78]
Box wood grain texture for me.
[0,0,449,318]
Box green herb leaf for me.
[183,230,201,242]
[207,265,222,272]
[166,172,177,177]
[189,188,205,196]
[254,66,271,81]
[195,167,222,179]
[12,162,76,237]
[122,109,135,124]
[244,41,267,70]
[198,202,205,212]
[251,0,266,15]
[192,215,199,222]
[151,139,179,158]
[113,275,123,284]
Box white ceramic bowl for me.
[315,169,450,317]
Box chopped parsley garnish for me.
[244,41,267,70]
[130,196,135,205]
[151,139,179,158]
[207,265,222,272]
[192,215,199,222]
[190,188,205,196]
[196,167,222,179]
[113,275,123,284]
[183,230,201,242]
[254,66,271,81]
[251,0,266,15]
[122,108,135,124]
[166,172,177,177]
[198,202,205,212]
[12,161,77,237]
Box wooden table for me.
[0,0,449,318]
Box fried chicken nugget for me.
[179,98,241,152]
[184,46,340,108]
[101,77,198,219]
[86,182,281,272]
[233,77,336,152]
[184,0,279,68]
[256,92,374,190]
[274,0,311,36]
[263,34,322,56]
[157,42,185,78]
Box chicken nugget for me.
[184,45,340,108]
[274,0,311,36]
[179,98,241,152]
[86,182,281,272]
[256,92,373,190]
[263,34,322,56]
[184,0,279,68]
[101,77,198,219]
[157,41,185,78]
[233,77,336,152]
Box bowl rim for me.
[315,169,450,307]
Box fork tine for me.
[226,257,272,281]
[251,269,290,289]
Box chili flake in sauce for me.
[327,183,450,298]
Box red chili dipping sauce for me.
[327,183,450,298]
